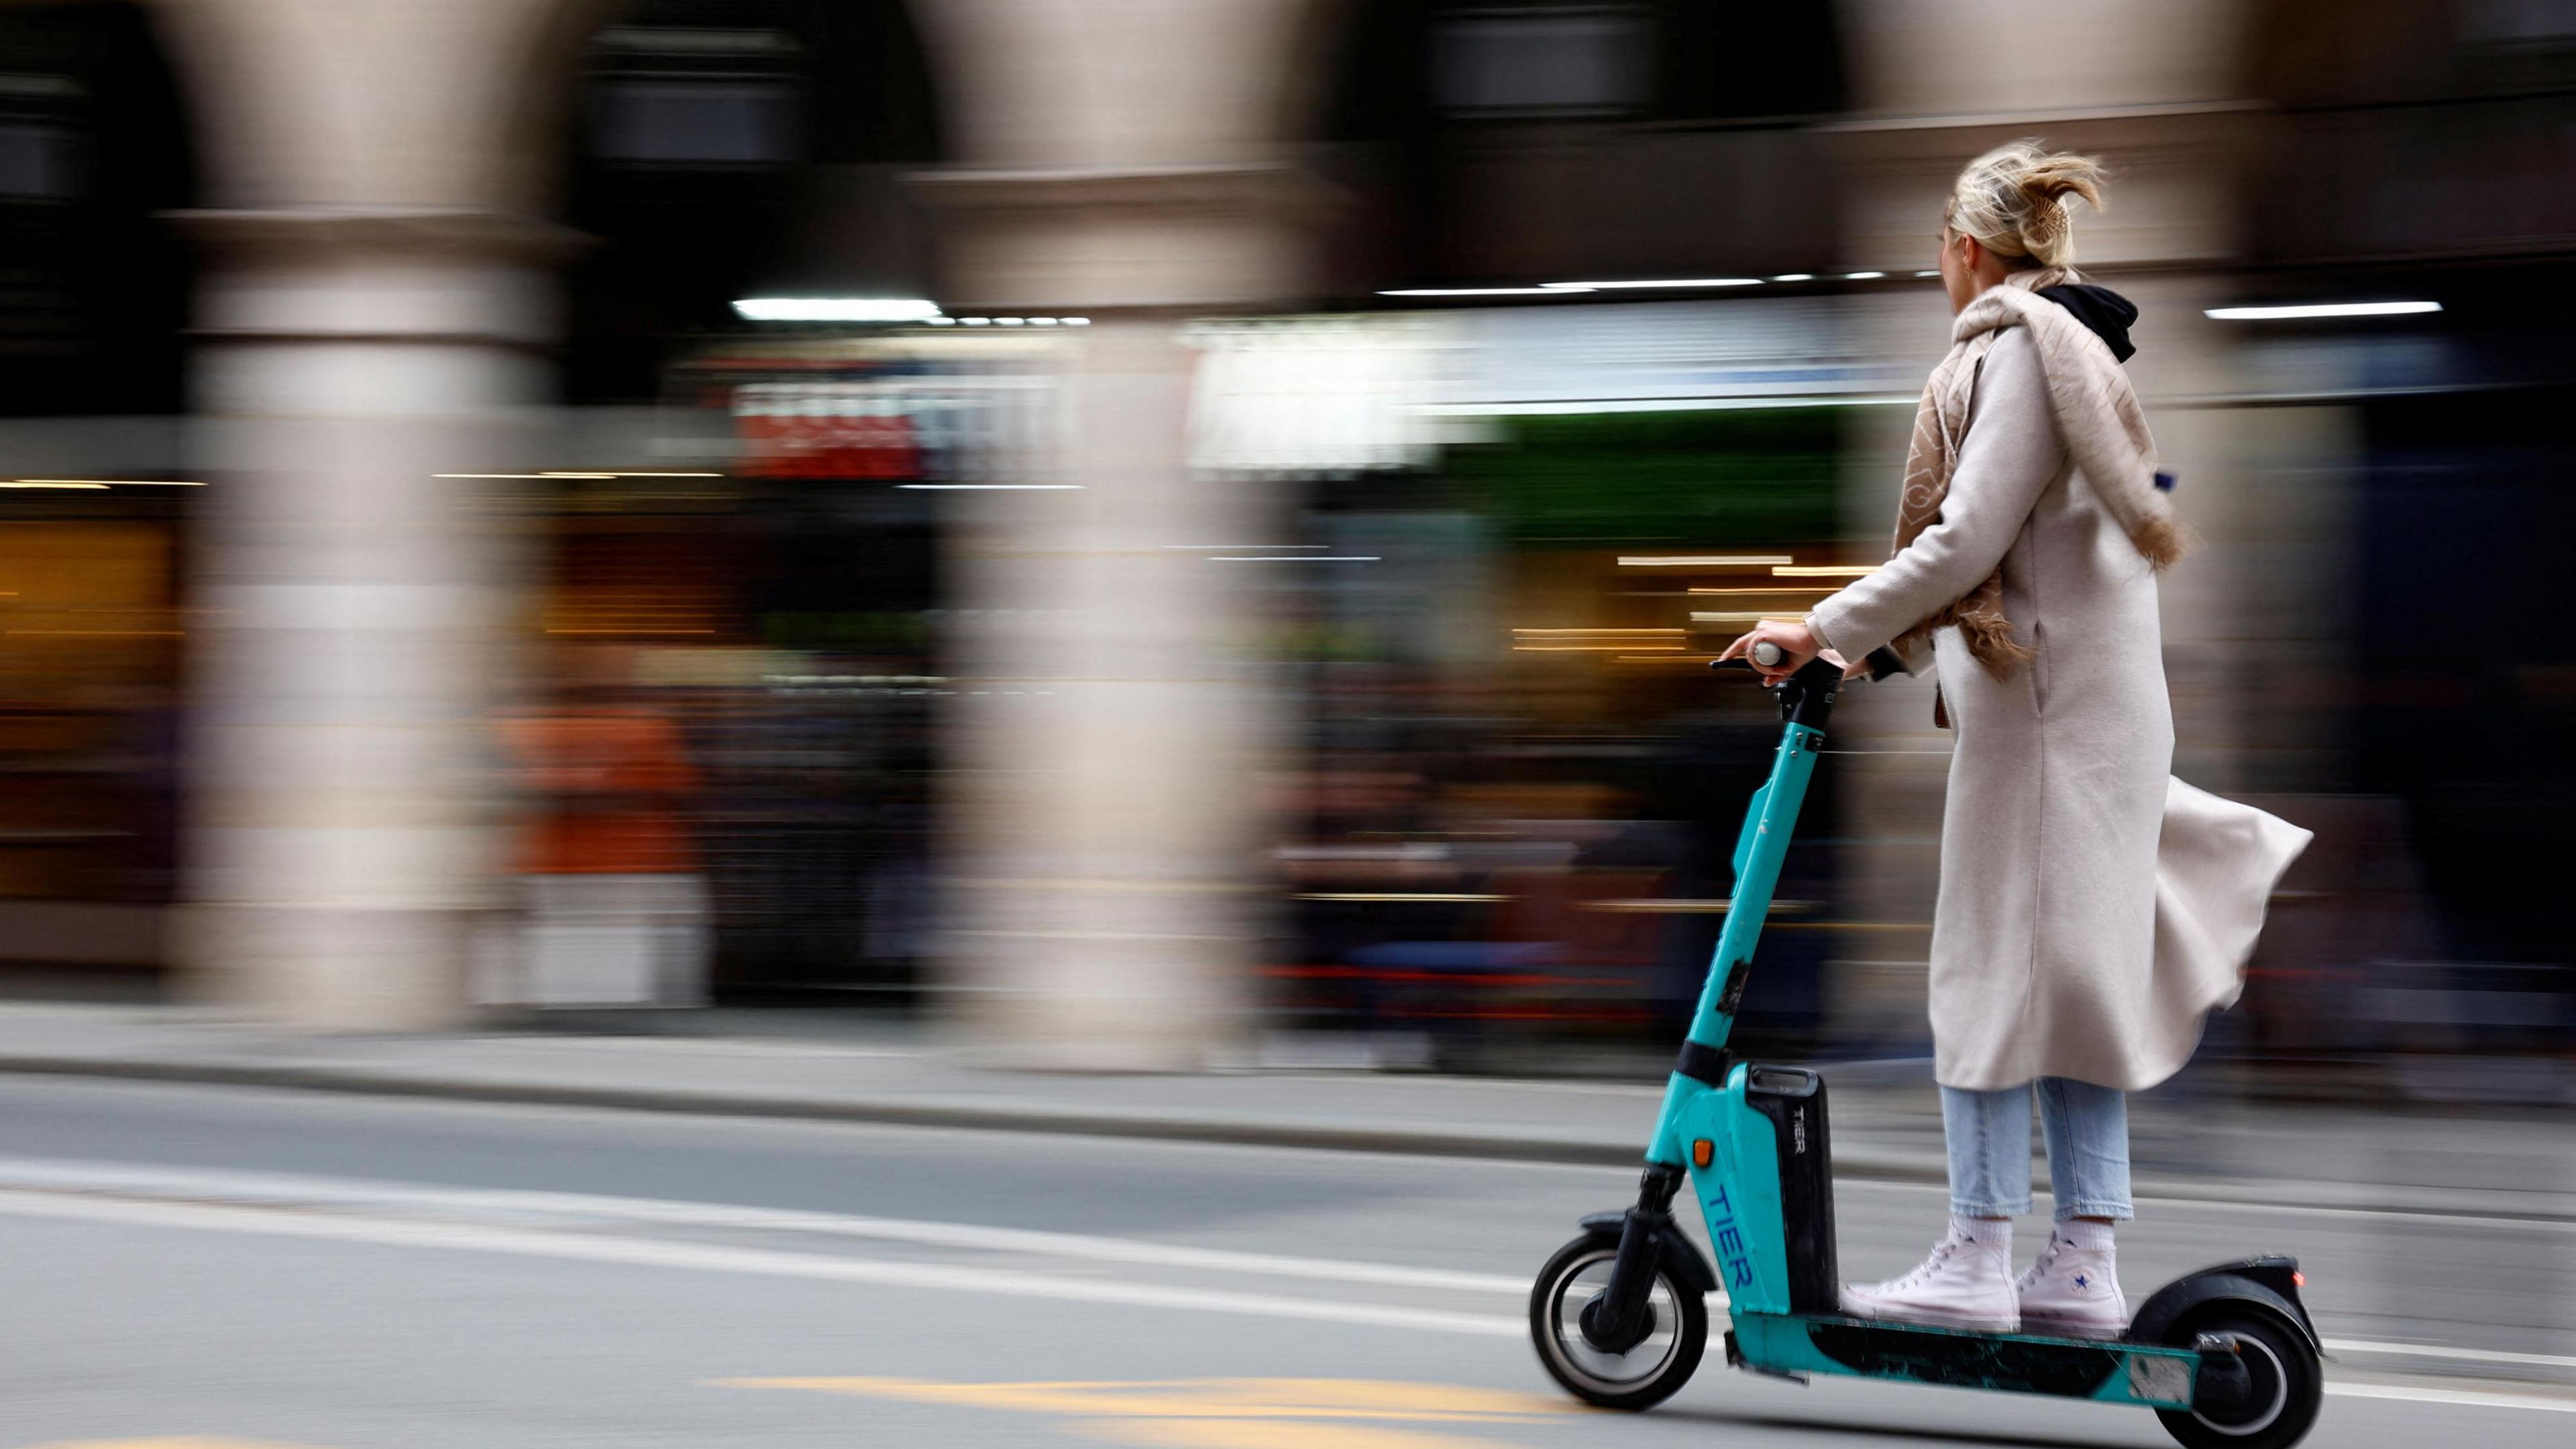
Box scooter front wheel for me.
[1529,1233,1708,1411]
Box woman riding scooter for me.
[1721,140,2311,1338]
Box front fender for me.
[1579,1209,1719,1296]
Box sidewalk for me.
[0,1003,2567,1222]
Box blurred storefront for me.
[1186,305,1890,1065]
[505,331,1062,1005]
[0,2,194,979]
[0,0,2557,1088]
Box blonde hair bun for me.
[1947,140,2106,268]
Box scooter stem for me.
[1644,656,1841,1169]
[1583,657,1843,1354]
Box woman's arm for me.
[1803,329,2065,663]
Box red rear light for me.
[2291,1271,2306,1288]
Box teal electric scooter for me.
[1529,647,2324,1449]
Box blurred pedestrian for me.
[490,646,708,1008]
[1721,141,2310,1336]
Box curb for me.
[0,1054,1651,1167]
[3,1055,2570,1226]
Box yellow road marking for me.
[1076,1418,1536,1449]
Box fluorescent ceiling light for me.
[1385,278,1778,297]
[1379,286,1585,297]
[1770,273,1814,282]
[1843,271,1885,280]
[731,297,944,323]
[1410,394,1917,417]
[1550,278,1764,290]
[2204,301,2442,321]
[1619,555,1793,568]
[1774,564,1878,578]
[1915,270,1940,278]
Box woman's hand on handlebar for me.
[1717,619,1854,683]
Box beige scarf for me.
[1890,268,2194,684]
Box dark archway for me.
[557,0,944,405]
[532,0,954,1008]
[0,1,195,417]
[2239,2,2576,1011]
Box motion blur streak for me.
[0,0,2563,1442]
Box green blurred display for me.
[1442,406,1849,547]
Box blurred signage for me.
[733,380,923,479]
[720,366,1059,482]
[1180,304,1910,478]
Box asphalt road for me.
[0,1076,2567,1448]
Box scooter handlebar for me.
[1712,645,1909,682]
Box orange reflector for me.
[2292,1271,2306,1288]
[1692,1139,1714,1168]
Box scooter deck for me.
[1727,1309,2198,1410]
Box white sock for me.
[1951,1215,2011,1251]
[2056,1219,2115,1253]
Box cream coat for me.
[1809,329,2310,1091]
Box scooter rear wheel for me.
[1529,1232,1708,1411]
[2153,1309,2322,1449]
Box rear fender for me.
[2127,1256,2320,1354]
[1578,1209,1719,1296]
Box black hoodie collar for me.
[2035,282,2139,363]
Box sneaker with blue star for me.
[2015,1222,2126,1338]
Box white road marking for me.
[1,1157,2567,1395]
[2325,1338,2576,1371]
[0,1187,1527,1339]
[2326,1383,2576,1415]
[0,1157,1525,1295]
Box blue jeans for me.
[1941,1078,2133,1221]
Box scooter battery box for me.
[1745,1065,1839,1314]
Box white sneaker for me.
[1838,1226,2019,1333]
[2015,1233,2127,1338]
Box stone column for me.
[182,210,568,1029]
[918,164,1324,1068]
